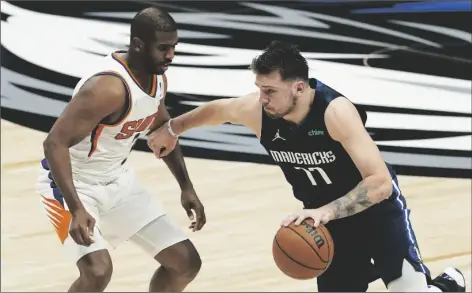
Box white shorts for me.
[36,162,188,262]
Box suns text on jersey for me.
[115,112,158,140]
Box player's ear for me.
[130,37,145,53]
[294,81,305,95]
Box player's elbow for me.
[375,174,393,202]
[208,99,234,124]
[365,172,392,203]
[43,134,66,157]
[43,136,57,156]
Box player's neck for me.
[125,52,153,86]
[283,88,315,126]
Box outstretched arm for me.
[170,92,262,137]
[147,91,262,158]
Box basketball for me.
[272,219,334,280]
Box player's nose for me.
[259,94,269,105]
[165,47,175,60]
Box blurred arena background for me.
[1,0,471,291]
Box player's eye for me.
[157,45,173,51]
[265,90,275,95]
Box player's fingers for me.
[69,229,82,245]
[148,138,160,150]
[281,215,295,227]
[195,210,205,231]
[192,213,200,232]
[313,217,321,228]
[80,225,94,246]
[200,211,207,229]
[73,228,86,246]
[320,214,331,225]
[87,218,95,237]
[159,147,172,158]
[294,215,307,226]
[154,147,163,159]
[188,211,195,221]
[147,139,154,149]
[185,207,195,221]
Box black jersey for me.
[260,78,381,208]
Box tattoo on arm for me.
[330,182,375,219]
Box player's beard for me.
[139,55,156,75]
[140,47,161,75]
[264,95,298,119]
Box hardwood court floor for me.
[1,120,470,292]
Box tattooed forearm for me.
[328,181,375,219]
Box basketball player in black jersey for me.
[147,41,466,292]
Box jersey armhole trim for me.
[93,70,133,127]
[88,124,105,157]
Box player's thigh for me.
[62,226,111,265]
[100,171,167,247]
[369,199,431,288]
[316,217,373,292]
[130,215,201,273]
[37,164,108,263]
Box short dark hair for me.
[250,41,309,81]
[130,6,177,43]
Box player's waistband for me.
[40,158,126,185]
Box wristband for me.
[167,119,179,137]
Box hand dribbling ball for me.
[272,219,334,279]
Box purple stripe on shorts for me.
[41,158,49,170]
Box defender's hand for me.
[281,206,335,228]
[69,208,96,246]
[147,123,177,159]
[181,187,206,232]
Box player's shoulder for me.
[225,91,259,107]
[72,74,128,113]
[323,96,369,142]
[81,74,127,95]
[241,91,260,102]
[326,95,352,109]
[236,91,261,113]
[325,97,366,123]
[323,95,367,126]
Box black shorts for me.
[312,176,431,292]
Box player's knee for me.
[173,242,202,278]
[84,265,112,289]
[157,240,202,279]
[77,251,113,290]
[181,251,202,279]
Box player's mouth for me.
[263,106,274,112]
[159,62,172,71]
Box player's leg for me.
[101,169,201,291]
[370,176,466,292]
[130,215,201,291]
[37,162,113,291]
[315,216,373,292]
[67,249,113,292]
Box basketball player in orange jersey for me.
[36,7,205,292]
[147,41,466,292]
